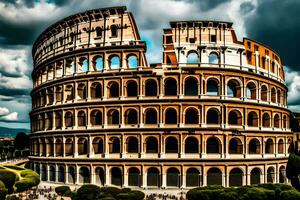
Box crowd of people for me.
[146,191,186,200]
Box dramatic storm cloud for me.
[0,0,299,128]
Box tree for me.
[14,132,29,150]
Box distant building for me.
[29,6,293,189]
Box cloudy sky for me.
[0,0,299,129]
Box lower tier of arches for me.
[29,159,288,189]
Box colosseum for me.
[29,6,293,189]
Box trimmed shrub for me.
[280,189,300,200]
[0,170,17,193]
[0,181,5,189]
[128,191,145,200]
[218,191,239,200]
[75,184,101,200]
[99,187,122,198]
[55,186,71,196]
[121,188,131,193]
[101,197,116,200]
[14,179,36,192]
[0,188,7,200]
[4,166,24,171]
[65,190,77,200]
[116,193,131,200]
[240,187,273,200]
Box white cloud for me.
[0,107,9,116]
[0,111,18,122]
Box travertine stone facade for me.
[29,7,292,189]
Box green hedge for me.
[0,170,17,194]
[14,169,40,192]
[0,188,7,200]
[280,190,300,200]
[75,184,102,200]
[55,186,71,196]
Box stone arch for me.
[208,52,219,64]
[185,137,199,153]
[57,166,65,183]
[78,138,88,155]
[278,139,284,154]
[109,55,120,69]
[185,107,199,124]
[167,167,180,187]
[95,167,105,186]
[186,168,201,187]
[49,165,55,182]
[164,78,177,96]
[262,113,271,127]
[228,110,242,125]
[77,83,87,99]
[65,84,74,101]
[249,138,261,154]
[229,168,243,186]
[125,109,138,124]
[147,167,160,187]
[146,137,158,153]
[107,109,119,125]
[187,51,199,64]
[65,138,74,156]
[68,166,76,184]
[246,81,257,99]
[248,111,258,127]
[90,82,102,98]
[93,137,104,154]
[128,167,141,186]
[91,110,103,126]
[77,110,87,127]
[274,114,280,128]
[279,165,286,183]
[93,55,104,71]
[41,165,47,181]
[206,108,220,124]
[206,137,221,154]
[145,108,158,124]
[165,108,177,124]
[206,78,219,96]
[55,111,62,129]
[261,85,268,101]
[127,137,139,153]
[108,81,119,97]
[267,167,275,183]
[265,138,274,154]
[271,87,277,103]
[111,167,122,186]
[184,76,198,96]
[109,137,120,153]
[227,78,241,98]
[55,138,63,156]
[64,111,74,128]
[126,80,138,97]
[250,168,261,185]
[127,54,138,68]
[165,136,178,153]
[145,79,158,96]
[79,167,90,184]
[207,168,222,185]
[229,138,243,154]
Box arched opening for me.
[79,58,88,73]
[55,86,62,102]
[125,109,138,124]
[91,82,102,99]
[95,168,105,186]
[58,166,65,183]
[187,52,199,64]
[248,111,258,127]
[262,113,271,127]
[207,108,220,124]
[91,110,103,126]
[167,168,180,187]
[145,79,157,96]
[147,167,160,187]
[64,111,73,128]
[65,85,74,101]
[45,113,53,130]
[111,25,118,37]
[55,138,63,156]
[246,82,256,99]
[206,137,221,154]
[164,78,177,96]
[283,115,287,129]
[108,110,119,125]
[110,137,120,153]
[93,138,104,154]
[185,137,199,153]
[108,82,119,97]
[127,137,139,153]
[145,109,157,124]
[65,138,73,156]
[271,87,276,103]
[41,165,47,181]
[78,138,88,155]
[79,167,90,184]
[165,108,177,124]
[274,114,280,128]
[111,167,122,186]
[165,137,178,153]
[184,77,198,96]
[277,89,282,104]
[47,138,54,156]
[229,138,243,154]
[207,79,219,96]
[227,79,241,97]
[146,137,158,153]
[186,168,200,187]
[128,167,140,187]
[127,81,138,97]
[267,167,275,183]
[185,108,199,124]
[68,167,75,184]
[249,139,261,154]
[229,168,243,186]
[77,111,86,127]
[127,55,138,68]
[250,168,261,185]
[228,110,242,125]
[265,138,274,154]
[94,56,104,71]
[261,85,268,101]
[49,165,55,182]
[278,139,284,154]
[109,55,120,69]
[207,168,222,186]
[208,52,219,64]
[279,166,286,183]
